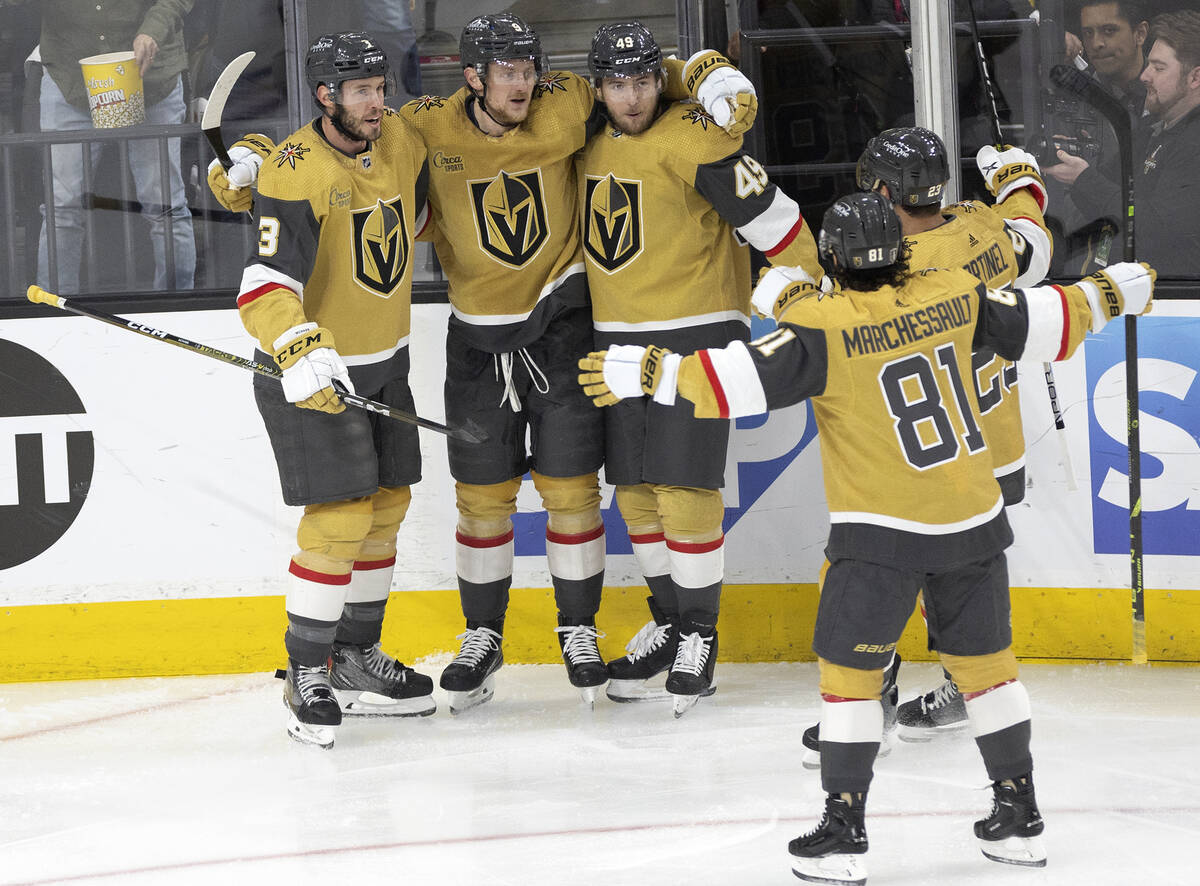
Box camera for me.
[1030,92,1103,168]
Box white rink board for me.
[2,301,1198,606]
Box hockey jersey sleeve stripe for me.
[697,349,730,418]
[762,215,805,257]
[1005,216,1052,287]
[238,263,305,305]
[1017,284,1072,362]
[734,189,801,253]
[700,340,769,418]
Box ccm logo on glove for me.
[275,329,327,368]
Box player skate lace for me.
[451,627,503,666]
[295,665,335,700]
[361,644,407,681]
[624,620,669,661]
[554,624,606,664]
[926,680,959,712]
[671,631,712,676]
[494,348,550,412]
[801,809,832,839]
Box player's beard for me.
[331,103,381,144]
[481,92,530,127]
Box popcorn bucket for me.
[78,52,145,128]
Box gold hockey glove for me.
[578,345,677,407]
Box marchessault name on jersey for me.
[843,292,975,358]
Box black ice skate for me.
[664,620,717,718]
[801,654,901,769]
[554,614,608,706]
[606,596,678,703]
[278,661,341,749]
[974,777,1046,867]
[329,642,436,717]
[439,625,503,715]
[897,676,967,742]
[788,794,868,885]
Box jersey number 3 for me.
[880,342,986,470]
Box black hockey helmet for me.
[305,32,393,102]
[818,192,902,270]
[856,126,949,207]
[460,13,546,78]
[588,21,663,83]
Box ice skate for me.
[665,621,717,718]
[329,643,436,717]
[554,615,608,706]
[439,625,503,714]
[788,794,868,885]
[606,597,677,703]
[975,777,1046,867]
[278,661,341,749]
[897,677,968,742]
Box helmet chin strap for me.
[470,66,518,133]
[328,102,365,144]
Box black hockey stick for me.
[200,51,255,171]
[966,0,1077,489]
[1050,63,1144,663]
[26,285,488,444]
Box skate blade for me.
[790,850,867,885]
[335,689,436,717]
[448,675,495,715]
[979,834,1047,867]
[285,713,336,749]
[606,676,672,703]
[897,721,969,742]
[578,684,602,707]
[671,689,713,718]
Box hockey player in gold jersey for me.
[785,127,1054,753]
[580,21,822,715]
[578,191,1156,881]
[207,13,760,711]
[224,33,435,747]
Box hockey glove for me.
[272,322,355,414]
[578,345,680,407]
[206,133,275,213]
[1075,261,1156,332]
[684,50,758,136]
[976,144,1047,210]
[751,265,820,319]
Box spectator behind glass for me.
[1135,9,1200,276]
[189,1,286,124]
[34,0,195,294]
[1043,1,1149,274]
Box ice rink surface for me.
[1,660,1196,886]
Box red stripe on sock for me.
[629,531,666,545]
[963,678,1016,702]
[665,535,724,554]
[353,556,396,571]
[545,524,605,545]
[288,560,351,585]
[821,693,874,702]
[697,349,729,418]
[455,529,515,549]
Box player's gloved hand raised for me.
[206,133,275,213]
[684,50,758,136]
[272,322,355,414]
[1078,261,1156,332]
[751,265,820,319]
[578,345,679,407]
[976,144,1047,210]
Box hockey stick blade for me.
[201,51,256,170]
[1049,64,1128,133]
[26,285,487,444]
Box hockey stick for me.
[1050,63,1144,663]
[966,1,1077,490]
[26,285,488,445]
[200,51,256,171]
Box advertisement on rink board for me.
[2,305,1200,607]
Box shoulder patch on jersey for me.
[274,141,311,170]
[407,95,447,113]
[535,72,570,96]
[681,106,716,130]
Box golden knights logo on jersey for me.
[584,173,642,273]
[469,169,549,268]
[351,196,410,296]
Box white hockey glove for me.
[684,50,758,135]
[976,144,1047,209]
[272,322,355,414]
[207,133,275,213]
[1075,261,1156,332]
[578,345,680,407]
[751,265,818,319]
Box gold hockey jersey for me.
[907,190,1052,503]
[237,112,429,393]
[674,267,1093,568]
[581,101,819,334]
[400,73,596,352]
